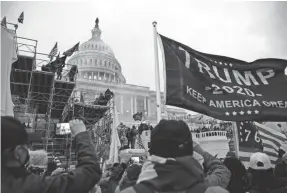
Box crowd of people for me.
[2,116,287,193]
[117,123,153,149]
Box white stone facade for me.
[68,19,186,125]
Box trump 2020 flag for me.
[109,106,121,163]
[159,34,287,122]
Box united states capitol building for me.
[67,19,187,125]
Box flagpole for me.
[152,21,162,123]
[158,32,167,116]
[232,122,240,158]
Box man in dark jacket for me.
[1,116,102,193]
[121,120,230,193]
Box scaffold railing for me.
[10,35,79,167]
[61,88,115,162]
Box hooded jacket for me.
[1,132,102,193]
[121,154,230,193]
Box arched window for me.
[94,59,97,65]
[90,59,92,65]
[100,60,102,66]
[84,59,87,64]
[91,44,94,49]
[104,61,107,67]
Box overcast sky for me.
[2,1,287,91]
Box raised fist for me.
[69,119,86,136]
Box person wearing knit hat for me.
[1,116,30,168]
[121,120,231,193]
[149,119,194,158]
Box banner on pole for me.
[236,122,286,167]
[159,34,287,121]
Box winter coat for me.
[108,163,127,193]
[1,132,102,193]
[121,153,231,193]
[201,151,231,188]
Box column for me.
[92,72,94,80]
[148,98,151,117]
[144,97,147,111]
[120,95,124,114]
[134,96,137,113]
[130,96,134,115]
[104,73,106,81]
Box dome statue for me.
[67,18,126,85]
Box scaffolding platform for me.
[51,80,75,118]
[10,55,35,100]
[69,102,109,125]
[28,71,54,114]
[10,34,113,166]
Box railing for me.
[193,131,227,139]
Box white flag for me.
[109,106,121,163]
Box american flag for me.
[237,122,286,167]
[48,42,58,59]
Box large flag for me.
[159,34,287,122]
[133,112,143,121]
[48,42,58,60]
[1,25,17,117]
[63,42,80,56]
[18,12,24,24]
[109,106,121,163]
[236,122,286,167]
[255,122,286,163]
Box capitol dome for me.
[68,18,126,84]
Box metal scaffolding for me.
[11,36,77,165]
[11,34,114,166]
[62,88,114,163]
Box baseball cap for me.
[1,116,28,151]
[150,119,193,158]
[249,152,272,170]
